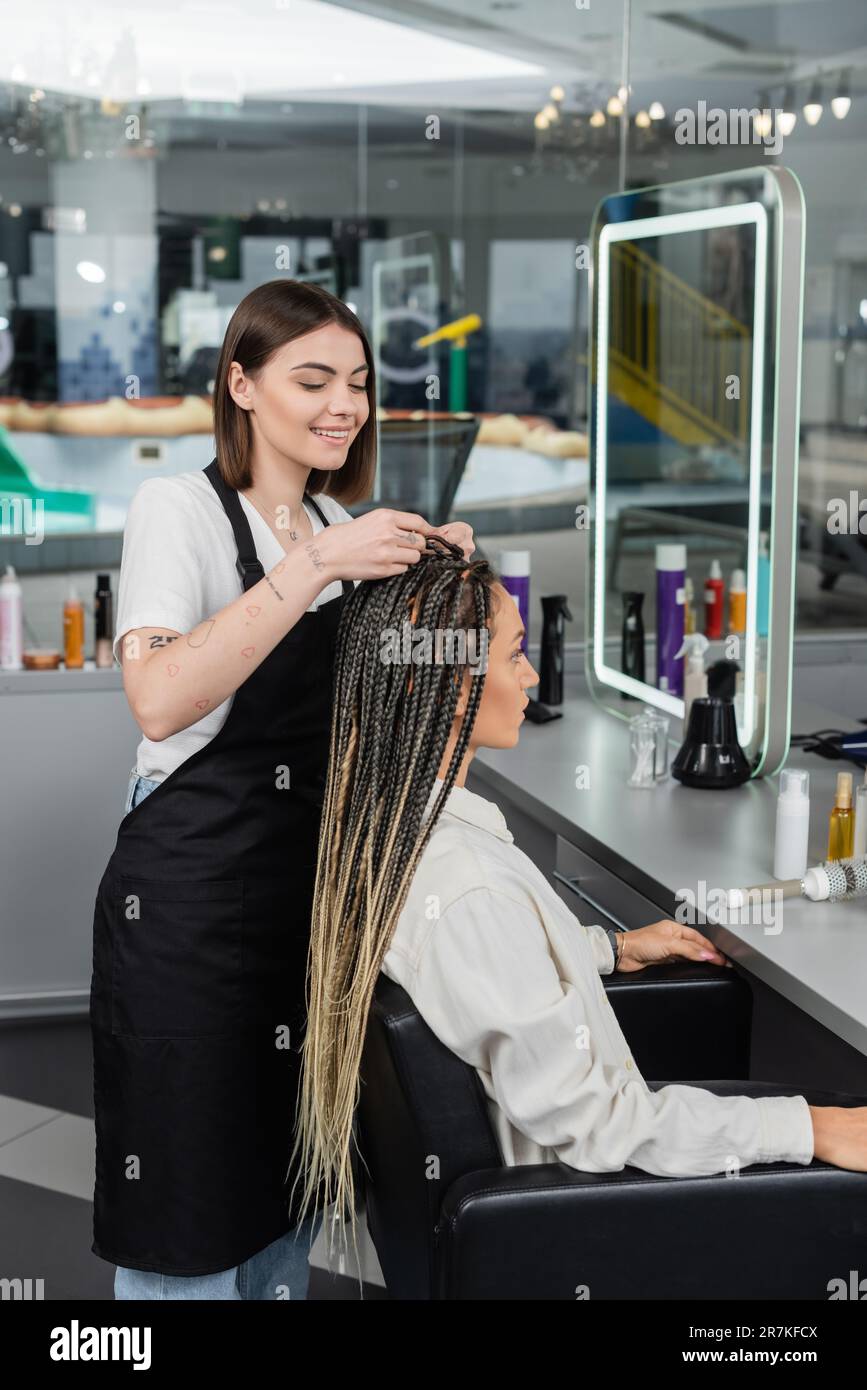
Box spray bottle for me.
[674,632,708,726]
[538,595,572,706]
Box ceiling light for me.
[549,84,564,102]
[803,79,823,125]
[606,95,623,117]
[534,111,549,130]
[76,260,106,283]
[2,0,546,102]
[590,109,606,128]
[635,110,651,129]
[778,109,796,136]
[112,300,126,313]
[649,101,665,120]
[542,102,558,121]
[831,71,851,119]
[754,110,773,137]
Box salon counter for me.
[468,675,867,1089]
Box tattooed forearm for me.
[187,618,216,648]
[149,634,178,649]
[304,542,326,573]
[264,574,284,601]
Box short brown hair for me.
[213,279,376,503]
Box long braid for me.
[288,536,499,1276]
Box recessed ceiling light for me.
[76,260,105,282]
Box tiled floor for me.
[0,1018,388,1300]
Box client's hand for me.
[617,919,731,972]
[431,521,475,557]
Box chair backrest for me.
[357,973,503,1299]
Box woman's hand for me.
[616,919,732,972]
[316,508,437,581]
[809,1105,867,1171]
[431,521,475,558]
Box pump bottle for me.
[774,769,810,880]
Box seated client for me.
[290,538,867,1251]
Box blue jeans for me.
[115,771,323,1300]
[114,1217,323,1301]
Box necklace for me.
[243,489,307,543]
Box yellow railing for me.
[608,239,751,447]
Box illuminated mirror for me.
[586,167,805,776]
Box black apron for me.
[90,460,352,1276]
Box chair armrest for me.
[603,963,752,1081]
[436,1158,867,1300]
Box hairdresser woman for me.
[89,279,473,1301]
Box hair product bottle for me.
[683,576,696,635]
[63,581,85,670]
[620,590,645,697]
[0,565,23,671]
[499,550,530,655]
[827,771,855,861]
[729,568,747,635]
[538,595,572,706]
[95,573,114,669]
[854,769,867,860]
[655,543,686,696]
[674,632,708,726]
[774,768,810,880]
[704,558,724,639]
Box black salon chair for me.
[357,967,867,1299]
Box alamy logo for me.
[674,101,783,156]
[49,1320,151,1370]
[0,496,44,544]
[379,621,489,672]
[1,1276,44,1299]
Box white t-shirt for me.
[115,468,355,783]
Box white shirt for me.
[381,777,815,1177]
[114,468,355,783]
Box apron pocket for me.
[111,876,244,1037]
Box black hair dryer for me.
[537,595,572,706]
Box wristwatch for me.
[605,927,620,969]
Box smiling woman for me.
[213,280,378,502]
